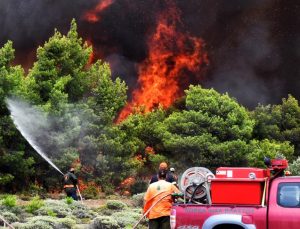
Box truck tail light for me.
[170,208,176,229]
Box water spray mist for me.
[6,97,63,175]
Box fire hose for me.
[188,178,211,204]
[0,214,15,229]
[76,185,83,203]
[132,192,183,229]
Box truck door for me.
[268,181,300,229]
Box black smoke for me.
[0,0,299,108]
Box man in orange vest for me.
[144,169,180,229]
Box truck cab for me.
[268,176,300,229]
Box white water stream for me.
[6,98,63,175]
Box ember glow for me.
[83,0,114,23]
[86,40,95,65]
[117,1,209,122]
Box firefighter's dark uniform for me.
[150,171,176,184]
[63,171,78,200]
[150,162,176,184]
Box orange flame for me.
[118,176,136,195]
[86,40,95,65]
[117,1,209,122]
[145,146,156,155]
[83,0,114,23]
[78,178,101,193]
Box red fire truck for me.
[171,158,300,229]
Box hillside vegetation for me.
[1,20,300,196]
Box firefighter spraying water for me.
[63,167,83,202]
[6,98,83,202]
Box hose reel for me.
[179,167,215,204]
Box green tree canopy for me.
[252,95,300,157]
[118,108,168,175]
[86,60,127,121]
[247,139,294,168]
[0,41,35,191]
[0,41,25,148]
[25,19,92,110]
[159,85,255,169]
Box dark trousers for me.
[149,216,170,229]
[65,187,78,200]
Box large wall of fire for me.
[1,0,299,115]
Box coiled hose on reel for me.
[179,167,215,204]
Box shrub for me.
[36,205,70,218]
[26,215,55,225]
[89,216,120,229]
[106,200,127,210]
[65,196,74,205]
[27,184,46,196]
[131,193,145,207]
[56,217,76,228]
[12,221,53,229]
[65,215,79,224]
[95,205,114,216]
[289,157,300,175]
[82,186,100,199]
[26,196,44,214]
[44,199,68,208]
[102,183,115,195]
[1,211,19,223]
[23,215,76,229]
[1,205,26,216]
[46,209,57,217]
[69,200,88,211]
[72,208,95,219]
[2,195,17,208]
[130,179,148,195]
[112,211,141,228]
[131,208,143,214]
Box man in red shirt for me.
[144,169,180,229]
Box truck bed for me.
[171,203,267,229]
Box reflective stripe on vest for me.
[64,184,75,188]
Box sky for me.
[0,0,299,109]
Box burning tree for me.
[112,0,208,122]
